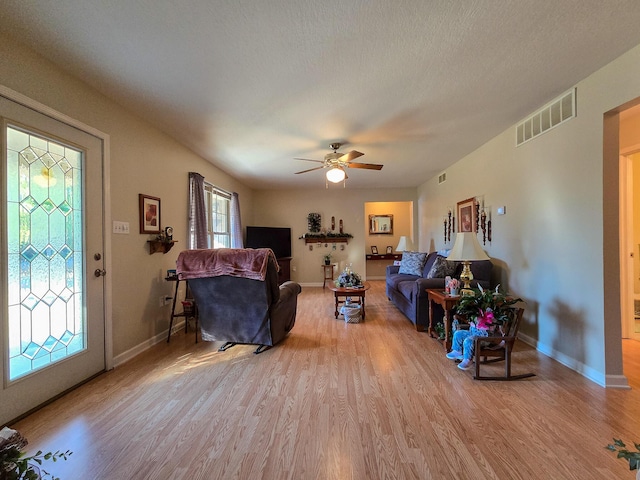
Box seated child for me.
[445,311,501,370]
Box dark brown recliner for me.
[176,248,301,354]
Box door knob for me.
[94,269,106,277]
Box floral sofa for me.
[385,251,492,331]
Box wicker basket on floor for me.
[340,304,362,323]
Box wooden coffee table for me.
[329,282,371,319]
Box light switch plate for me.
[113,221,130,234]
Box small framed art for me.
[139,194,161,234]
[457,197,477,233]
[371,246,378,254]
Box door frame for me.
[620,145,640,341]
[0,84,113,370]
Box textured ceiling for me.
[2,1,640,189]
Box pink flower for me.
[475,309,495,330]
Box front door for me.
[1,95,105,424]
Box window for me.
[204,183,231,248]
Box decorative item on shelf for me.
[395,236,413,253]
[307,212,322,233]
[331,216,335,230]
[339,219,343,234]
[475,199,480,232]
[335,265,362,288]
[447,232,490,294]
[606,438,640,477]
[386,246,393,254]
[164,226,173,242]
[371,246,378,254]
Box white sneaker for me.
[446,350,463,360]
[457,359,474,370]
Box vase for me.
[450,288,458,296]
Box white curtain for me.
[230,192,243,248]
[188,172,207,249]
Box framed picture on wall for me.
[457,197,477,233]
[139,194,161,234]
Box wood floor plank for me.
[7,280,640,479]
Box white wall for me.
[0,33,254,359]
[250,188,417,285]
[417,43,640,386]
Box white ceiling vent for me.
[438,172,447,184]
[516,88,576,147]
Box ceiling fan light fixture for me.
[326,166,346,183]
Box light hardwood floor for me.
[10,281,640,479]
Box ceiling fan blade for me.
[339,150,364,162]
[294,157,324,163]
[295,166,326,174]
[347,162,383,170]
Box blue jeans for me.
[452,326,489,360]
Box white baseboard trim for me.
[112,320,185,367]
[517,332,629,388]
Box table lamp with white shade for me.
[395,236,413,253]
[446,232,489,294]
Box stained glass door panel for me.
[1,95,105,425]
[6,126,85,380]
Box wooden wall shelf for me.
[366,254,401,261]
[148,240,177,254]
[302,236,350,244]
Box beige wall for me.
[0,33,254,359]
[250,189,417,285]
[417,43,640,386]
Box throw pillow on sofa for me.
[426,255,457,279]
[398,252,427,276]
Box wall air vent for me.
[438,172,446,184]
[516,88,576,147]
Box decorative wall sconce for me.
[480,206,492,245]
[443,208,454,243]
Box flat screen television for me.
[245,226,292,259]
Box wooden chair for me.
[472,307,535,381]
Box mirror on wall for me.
[369,214,393,235]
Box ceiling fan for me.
[294,143,383,185]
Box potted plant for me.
[606,438,640,477]
[0,427,72,480]
[454,284,522,331]
[323,252,332,265]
